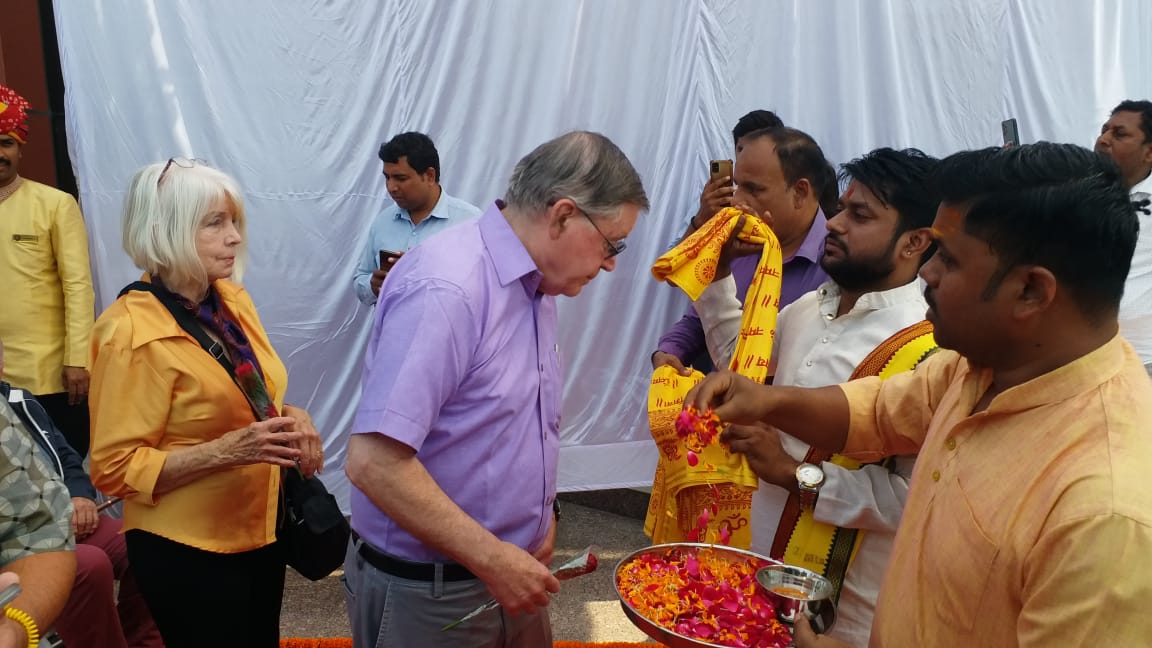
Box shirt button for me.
[825,313,834,320]
[806,360,813,367]
[946,438,957,450]
[931,470,941,482]
[821,337,829,344]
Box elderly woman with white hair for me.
[88,158,324,648]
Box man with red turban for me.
[0,84,94,456]
[0,85,31,144]
[0,84,161,647]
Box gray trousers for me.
[342,538,552,648]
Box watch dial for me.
[798,465,822,484]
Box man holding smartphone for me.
[653,124,834,374]
[352,132,481,306]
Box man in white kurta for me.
[1094,100,1152,373]
[695,148,941,646]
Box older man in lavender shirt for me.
[652,126,833,374]
[344,131,649,648]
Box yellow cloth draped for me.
[645,208,783,548]
[775,321,937,590]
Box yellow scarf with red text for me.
[645,208,782,548]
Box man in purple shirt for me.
[344,131,649,647]
[653,126,834,373]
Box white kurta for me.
[695,276,927,647]
[1120,173,1152,372]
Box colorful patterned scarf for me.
[158,279,278,420]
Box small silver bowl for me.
[755,564,837,634]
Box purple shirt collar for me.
[786,207,828,264]
[478,201,543,296]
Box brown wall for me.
[0,0,61,187]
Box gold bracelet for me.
[5,607,39,648]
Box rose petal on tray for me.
[616,545,793,648]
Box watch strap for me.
[798,485,819,509]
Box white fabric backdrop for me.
[54,1,1151,509]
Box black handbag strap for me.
[119,280,308,533]
[119,281,257,419]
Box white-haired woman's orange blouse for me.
[89,277,287,553]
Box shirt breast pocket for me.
[9,234,52,271]
[930,475,999,632]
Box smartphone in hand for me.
[379,249,404,268]
[1001,118,1020,147]
[710,159,733,181]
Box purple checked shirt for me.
[657,209,830,363]
[350,202,561,562]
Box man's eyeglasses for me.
[157,157,208,187]
[577,209,627,258]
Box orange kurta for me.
[841,336,1152,647]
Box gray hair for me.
[504,131,649,219]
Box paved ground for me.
[279,491,656,642]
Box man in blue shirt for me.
[353,132,481,305]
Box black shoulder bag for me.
[120,281,350,581]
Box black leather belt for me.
[353,531,476,582]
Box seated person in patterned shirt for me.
[0,397,76,648]
[1,337,161,647]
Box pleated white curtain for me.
[53,0,1151,509]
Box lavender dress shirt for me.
[656,209,830,363]
[350,202,560,561]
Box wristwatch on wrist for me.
[796,462,826,509]
[552,500,561,522]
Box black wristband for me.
[552,500,561,522]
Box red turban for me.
[0,85,30,144]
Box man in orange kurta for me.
[688,143,1152,647]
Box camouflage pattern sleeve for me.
[0,401,74,564]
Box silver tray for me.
[614,542,787,648]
